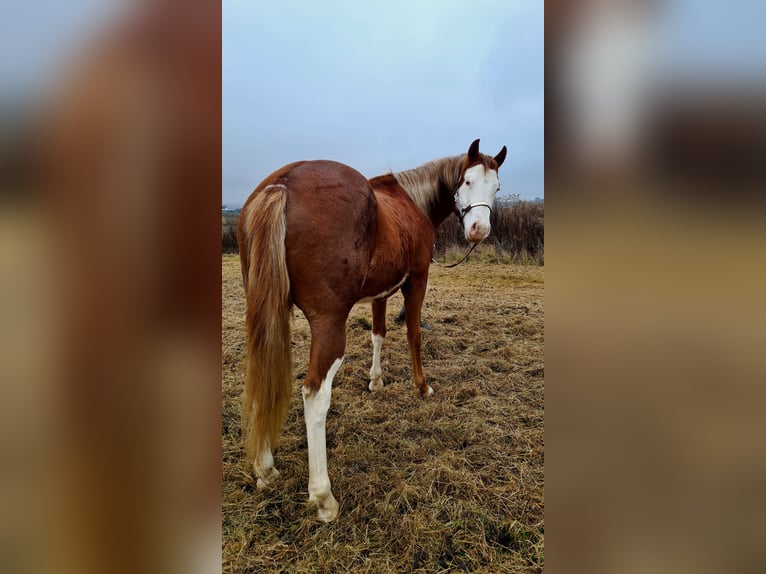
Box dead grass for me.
[222,255,544,573]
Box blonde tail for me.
[237,187,292,465]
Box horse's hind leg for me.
[254,438,279,489]
[369,299,386,391]
[303,313,347,522]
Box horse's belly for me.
[357,272,409,303]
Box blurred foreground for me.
[546,1,766,573]
[1,1,220,573]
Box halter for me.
[431,180,492,269]
[452,180,493,226]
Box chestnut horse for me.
[238,139,507,521]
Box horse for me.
[237,138,507,522]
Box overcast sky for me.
[222,0,544,206]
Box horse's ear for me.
[494,146,507,168]
[467,139,480,162]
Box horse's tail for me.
[237,186,292,466]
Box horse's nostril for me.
[468,221,487,239]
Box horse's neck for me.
[390,155,462,228]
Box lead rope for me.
[431,240,481,268]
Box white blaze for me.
[457,164,499,242]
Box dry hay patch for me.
[222,256,544,573]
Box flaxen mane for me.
[392,156,464,218]
[392,153,500,219]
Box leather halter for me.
[432,180,492,269]
[452,180,493,226]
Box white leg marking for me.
[369,333,384,391]
[254,437,280,489]
[303,357,343,522]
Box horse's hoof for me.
[419,385,434,397]
[369,378,384,391]
[317,496,339,522]
[310,493,339,522]
[256,468,280,489]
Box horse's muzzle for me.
[466,221,490,243]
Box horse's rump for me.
[282,161,378,312]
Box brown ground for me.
[222,255,544,573]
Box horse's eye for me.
[465,181,471,186]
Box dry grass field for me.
[222,254,544,573]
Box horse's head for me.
[456,139,507,243]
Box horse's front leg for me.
[369,299,386,391]
[402,276,433,397]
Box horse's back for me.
[268,160,377,313]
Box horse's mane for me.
[392,155,464,218]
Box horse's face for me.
[457,139,507,243]
[457,164,500,243]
